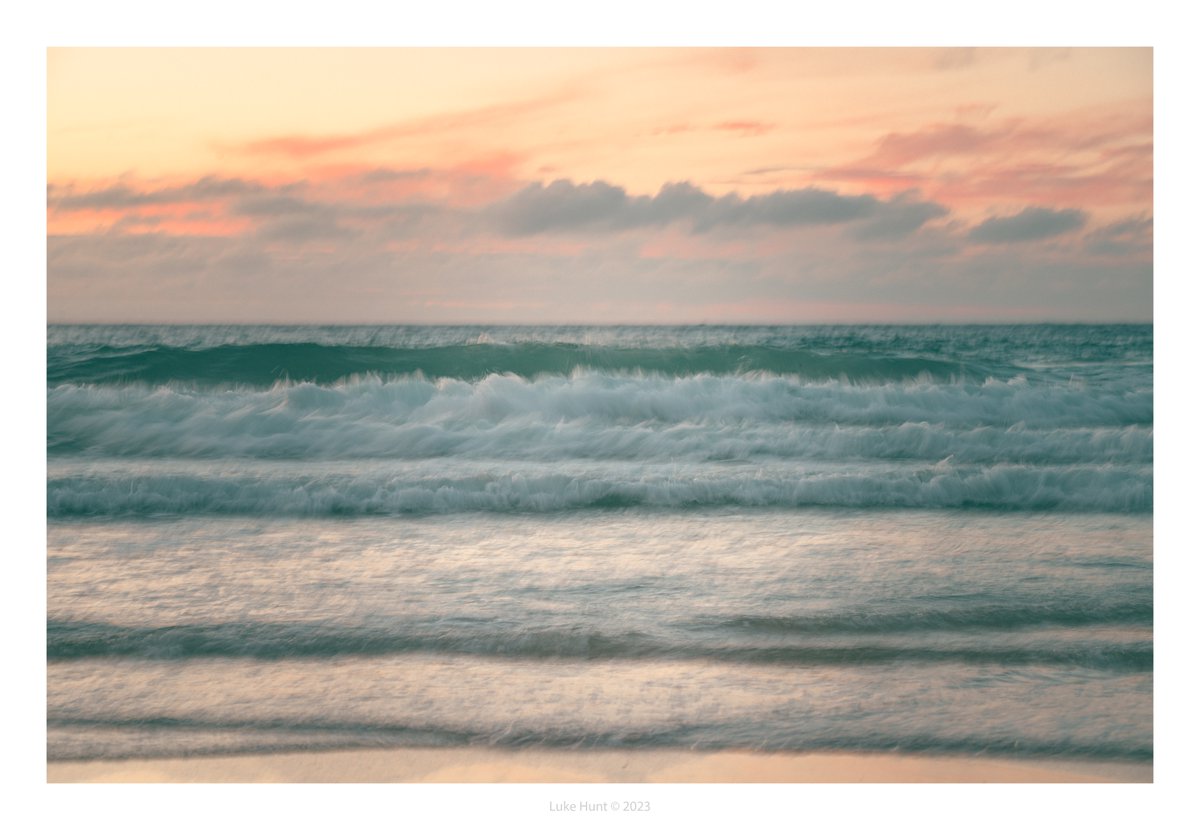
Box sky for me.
[46,47,1153,324]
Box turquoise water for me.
[46,325,1152,761]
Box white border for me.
[12,3,1195,828]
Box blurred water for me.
[46,325,1153,762]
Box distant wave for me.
[45,322,1154,361]
[47,341,994,386]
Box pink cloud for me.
[228,88,580,162]
[47,158,529,241]
[713,120,775,136]
[47,199,256,238]
[816,106,1151,215]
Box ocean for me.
[46,324,1152,764]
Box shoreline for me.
[47,747,1152,783]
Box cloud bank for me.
[491,180,946,237]
[46,166,1150,324]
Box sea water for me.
[46,325,1152,762]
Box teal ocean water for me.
[46,325,1152,762]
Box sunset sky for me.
[46,47,1153,323]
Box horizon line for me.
[45,319,1154,327]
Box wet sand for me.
[47,747,1152,783]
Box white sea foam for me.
[47,372,1152,462]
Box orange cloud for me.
[231,87,581,163]
[713,120,775,136]
[239,134,364,159]
[47,199,255,238]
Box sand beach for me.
[47,747,1152,784]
